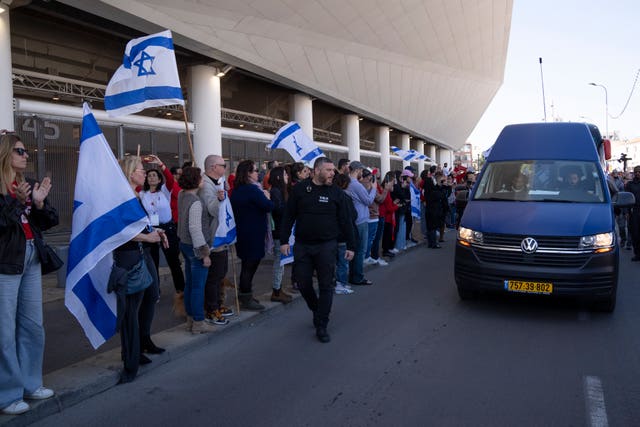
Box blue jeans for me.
[180,243,209,321]
[336,243,348,284]
[0,241,44,408]
[370,217,384,259]
[366,220,379,260]
[272,239,284,290]
[394,214,406,250]
[349,222,368,283]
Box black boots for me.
[141,335,166,354]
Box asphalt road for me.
[33,242,640,426]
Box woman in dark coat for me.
[230,160,273,311]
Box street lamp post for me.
[588,82,608,139]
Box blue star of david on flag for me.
[133,51,156,76]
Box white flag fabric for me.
[409,181,421,219]
[269,122,323,165]
[65,103,149,349]
[391,146,431,162]
[105,30,184,117]
[212,175,237,248]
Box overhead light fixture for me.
[239,123,244,128]
[216,64,233,77]
[52,94,60,101]
[358,117,363,121]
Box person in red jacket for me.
[380,171,399,258]
[452,160,468,185]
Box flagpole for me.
[182,105,196,167]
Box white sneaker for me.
[376,258,389,266]
[363,257,376,265]
[390,248,400,254]
[335,283,354,295]
[2,400,30,415]
[407,241,417,248]
[24,387,54,400]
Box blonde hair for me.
[118,156,142,185]
[0,134,25,196]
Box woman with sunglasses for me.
[0,132,59,415]
[230,160,273,311]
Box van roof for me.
[489,122,600,162]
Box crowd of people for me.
[9,122,640,416]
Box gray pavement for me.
[0,224,431,427]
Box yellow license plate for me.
[505,280,553,294]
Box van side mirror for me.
[612,191,635,208]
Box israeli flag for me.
[212,176,237,248]
[105,30,184,117]
[392,146,432,162]
[409,181,421,219]
[269,122,323,165]
[65,103,149,349]
[280,224,295,266]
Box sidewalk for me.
[0,225,435,426]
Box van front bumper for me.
[454,242,618,298]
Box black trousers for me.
[239,258,261,295]
[204,250,228,313]
[149,222,185,292]
[294,241,338,329]
[382,221,394,252]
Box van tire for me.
[457,286,477,300]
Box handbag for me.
[126,257,153,295]
[36,237,64,275]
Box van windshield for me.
[473,160,606,203]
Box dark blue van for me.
[454,122,634,312]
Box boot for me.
[191,320,216,334]
[172,292,186,318]
[186,315,193,332]
[270,288,292,304]
[141,335,165,354]
[239,293,265,311]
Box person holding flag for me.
[65,104,165,385]
[0,131,58,415]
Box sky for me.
[468,0,640,151]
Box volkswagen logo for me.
[521,237,538,254]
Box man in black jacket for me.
[281,157,356,343]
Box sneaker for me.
[219,306,234,317]
[406,241,417,248]
[205,310,229,325]
[376,258,389,266]
[382,251,395,258]
[2,400,29,415]
[335,283,354,295]
[363,257,377,265]
[390,248,400,254]
[24,387,54,400]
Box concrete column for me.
[428,145,437,164]
[400,133,410,169]
[437,147,449,166]
[341,113,360,161]
[415,139,425,174]
[0,9,14,131]
[377,126,390,176]
[290,93,314,140]
[188,65,222,167]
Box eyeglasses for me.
[13,147,28,156]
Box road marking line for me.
[583,375,609,427]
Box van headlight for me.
[458,227,483,244]
[579,232,613,249]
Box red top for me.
[378,187,398,225]
[452,165,468,184]
[161,167,181,223]
[9,181,34,239]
